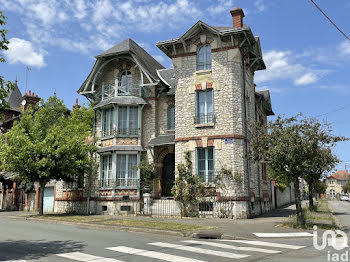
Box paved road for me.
[0,216,330,262]
[329,200,350,234]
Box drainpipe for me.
[242,55,252,218]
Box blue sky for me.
[0,0,349,172]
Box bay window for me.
[116,154,138,187]
[118,106,139,136]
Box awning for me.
[148,134,175,147]
[93,96,147,109]
[97,145,144,153]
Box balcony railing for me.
[102,83,141,100]
[194,114,216,124]
[102,128,140,138]
[99,178,140,188]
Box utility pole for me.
[345,162,350,172]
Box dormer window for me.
[118,70,132,95]
[197,45,211,71]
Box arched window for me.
[167,105,175,130]
[197,45,211,70]
[118,70,132,94]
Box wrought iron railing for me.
[101,128,140,138]
[117,128,139,137]
[194,114,216,124]
[199,173,216,184]
[99,178,140,188]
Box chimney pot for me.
[230,7,245,28]
[28,90,31,96]
[75,98,78,105]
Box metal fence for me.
[142,197,236,218]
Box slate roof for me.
[156,68,176,95]
[5,84,22,112]
[148,134,175,147]
[93,96,147,109]
[255,90,274,116]
[327,170,350,181]
[96,38,165,82]
[97,145,144,153]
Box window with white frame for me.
[102,108,114,137]
[100,155,113,187]
[118,70,132,95]
[118,106,139,136]
[197,147,215,183]
[195,90,214,124]
[197,45,212,70]
[330,189,335,197]
[167,105,175,130]
[116,154,138,187]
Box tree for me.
[250,115,345,225]
[314,180,327,199]
[0,96,95,215]
[172,151,205,217]
[0,10,15,109]
[304,147,338,210]
[138,160,157,195]
[342,179,350,194]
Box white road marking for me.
[221,240,305,249]
[182,240,281,254]
[106,246,206,262]
[57,252,124,262]
[148,242,249,259]
[253,232,313,237]
[4,260,28,262]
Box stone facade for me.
[54,7,275,218]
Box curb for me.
[0,215,199,238]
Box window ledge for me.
[196,69,212,75]
[195,123,215,128]
[101,136,114,141]
[166,129,175,133]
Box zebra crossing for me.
[53,239,306,262]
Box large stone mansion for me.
[53,7,274,218]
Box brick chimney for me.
[22,90,40,110]
[230,7,245,28]
[73,98,81,109]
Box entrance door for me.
[43,187,54,212]
[162,153,175,197]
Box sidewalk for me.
[0,203,312,239]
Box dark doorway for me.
[162,153,175,197]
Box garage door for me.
[43,187,54,212]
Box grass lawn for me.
[279,199,338,230]
[32,214,215,232]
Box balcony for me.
[102,128,140,138]
[99,178,140,189]
[194,114,216,127]
[102,83,141,100]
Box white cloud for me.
[254,0,266,13]
[73,0,87,20]
[255,50,321,86]
[339,40,350,56]
[4,38,45,67]
[294,72,318,85]
[0,0,201,57]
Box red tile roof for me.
[327,170,350,180]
